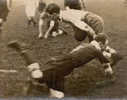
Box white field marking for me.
[0,69,18,73]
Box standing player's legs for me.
[31,17,36,27]
[25,6,31,27]
[25,5,37,27]
[26,16,37,27]
[0,0,9,34]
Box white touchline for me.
[0,69,18,73]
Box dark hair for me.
[64,0,81,10]
[74,26,87,41]
[38,2,46,13]
[95,33,108,44]
[45,3,60,15]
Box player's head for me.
[64,0,82,10]
[74,27,88,41]
[95,33,109,50]
[45,3,60,15]
[95,33,108,44]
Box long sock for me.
[8,41,36,65]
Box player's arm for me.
[70,43,86,53]
[38,18,44,38]
[44,20,55,39]
[38,12,47,38]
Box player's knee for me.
[27,63,43,79]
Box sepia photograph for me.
[0,0,127,99]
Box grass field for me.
[0,0,127,98]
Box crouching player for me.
[25,0,40,27]
[38,4,63,39]
[8,33,122,98]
